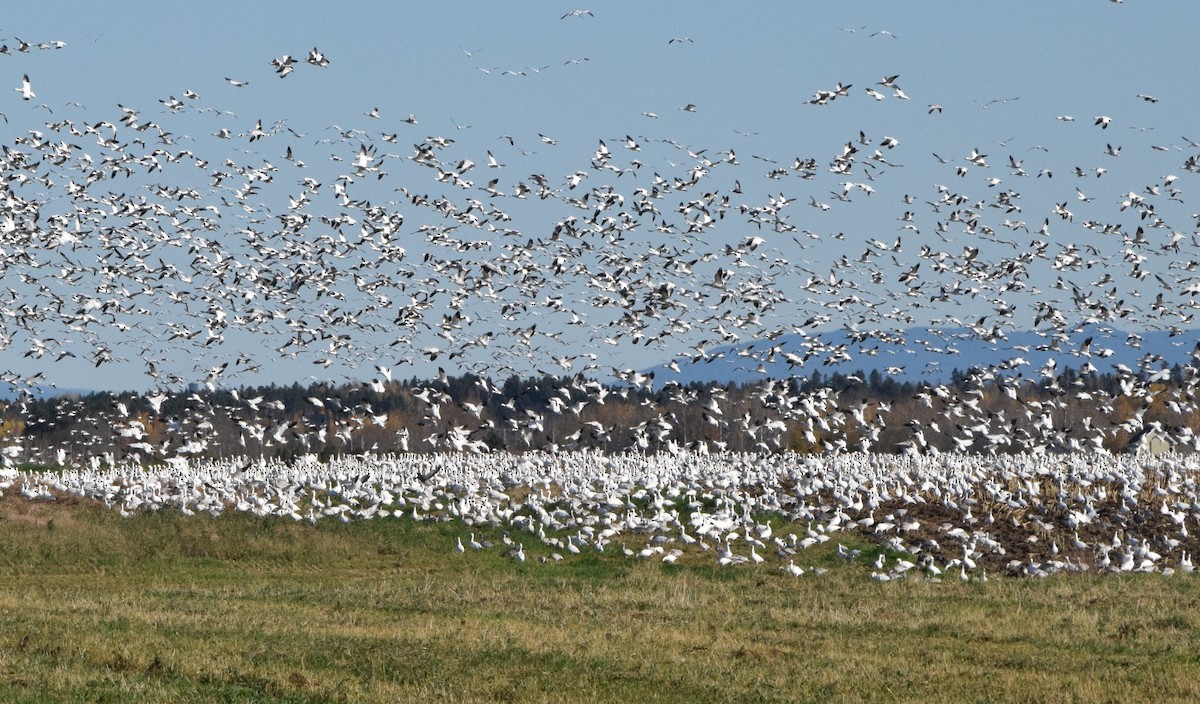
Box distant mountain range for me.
[3,327,1195,399]
[645,326,1200,385]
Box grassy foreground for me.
[0,496,1198,703]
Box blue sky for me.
[2,1,1198,392]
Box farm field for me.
[1,493,1198,703]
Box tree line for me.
[1,362,1197,467]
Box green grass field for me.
[0,495,1198,703]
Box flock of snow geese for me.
[2,9,1200,577]
[7,449,1200,580]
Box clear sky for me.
[1,1,1198,392]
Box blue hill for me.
[646,326,1198,385]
